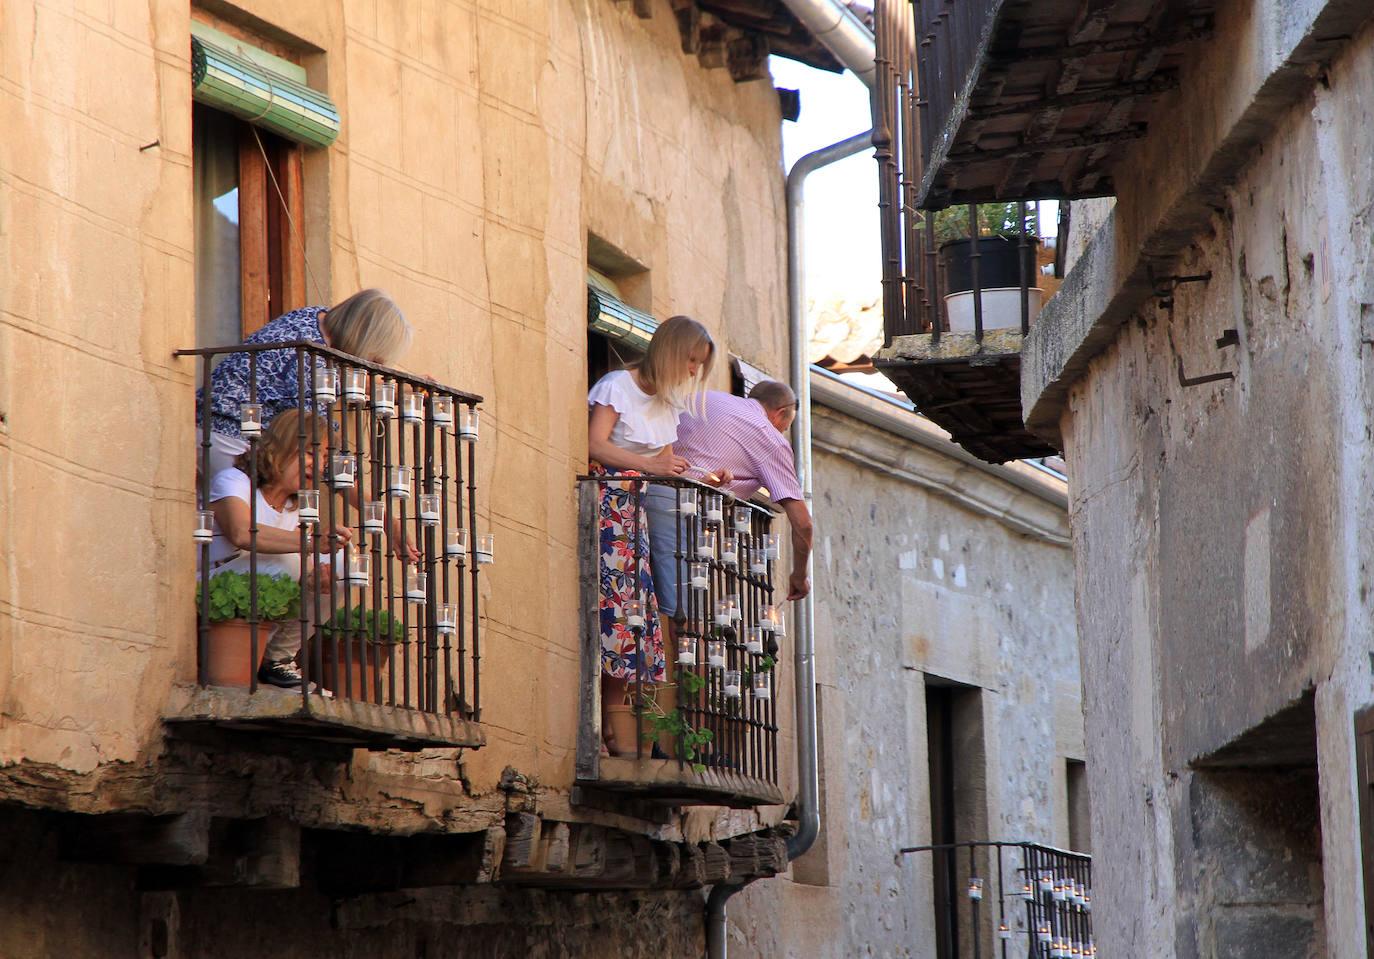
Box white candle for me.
[727,594,741,621]
[239,403,262,437]
[297,489,320,524]
[419,493,441,526]
[458,406,480,442]
[751,672,770,700]
[773,612,787,638]
[363,501,385,535]
[331,454,355,489]
[678,489,698,516]
[720,536,738,565]
[374,381,396,418]
[749,559,767,575]
[406,569,426,603]
[733,509,751,534]
[707,640,725,668]
[433,395,454,428]
[724,670,741,698]
[313,367,338,405]
[389,465,412,498]
[744,628,763,654]
[760,604,777,632]
[677,636,698,664]
[689,562,708,590]
[347,553,370,586]
[343,368,367,403]
[696,529,717,559]
[194,510,214,543]
[402,392,425,423]
[713,599,731,626]
[437,603,457,634]
[625,599,645,629]
[476,532,495,565]
[447,527,470,560]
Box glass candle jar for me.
[625,599,645,629]
[313,366,338,405]
[406,568,426,603]
[725,594,740,621]
[704,493,723,524]
[967,877,984,901]
[720,536,738,565]
[389,465,412,499]
[458,406,479,442]
[733,508,752,534]
[713,599,731,626]
[677,635,698,665]
[744,627,763,655]
[723,670,742,698]
[760,604,777,632]
[363,500,385,535]
[347,552,370,586]
[764,532,780,559]
[696,528,717,559]
[447,527,470,561]
[401,390,425,424]
[751,671,770,700]
[678,488,698,516]
[749,555,767,575]
[689,562,709,590]
[437,603,458,635]
[239,402,262,437]
[707,640,725,668]
[193,510,214,544]
[998,925,1011,941]
[373,381,396,418]
[476,532,495,565]
[343,368,368,403]
[419,493,441,526]
[297,489,320,524]
[772,611,787,638]
[331,453,356,488]
[1037,924,1052,944]
[433,395,454,428]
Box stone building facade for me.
[0,0,1083,955]
[897,1,1374,956]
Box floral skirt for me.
[594,466,664,683]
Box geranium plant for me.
[320,605,407,644]
[196,571,300,623]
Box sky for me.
[768,56,881,310]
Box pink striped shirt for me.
[674,392,803,503]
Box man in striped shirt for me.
[675,381,814,603]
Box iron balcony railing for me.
[875,0,1044,347]
[899,841,1096,959]
[579,475,781,787]
[179,341,488,722]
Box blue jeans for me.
[643,484,685,618]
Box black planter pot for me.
[940,236,1040,294]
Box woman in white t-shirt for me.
[587,315,714,755]
[206,410,351,689]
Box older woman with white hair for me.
[200,288,413,478]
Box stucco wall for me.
[0,0,787,796]
[724,395,1081,959]
[1049,11,1374,957]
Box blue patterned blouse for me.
[202,306,328,438]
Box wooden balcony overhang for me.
[875,330,1057,463]
[918,0,1214,207]
[165,684,486,752]
[579,755,787,809]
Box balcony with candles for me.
[170,341,490,751]
[574,476,786,807]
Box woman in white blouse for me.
[588,315,714,754]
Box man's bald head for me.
[749,380,797,433]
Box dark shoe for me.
[259,659,304,689]
[651,744,669,760]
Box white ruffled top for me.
[588,369,681,456]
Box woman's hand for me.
[322,525,352,550]
[388,519,421,563]
[648,446,690,475]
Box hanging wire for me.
[251,125,326,305]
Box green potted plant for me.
[932,203,1043,333]
[316,605,406,701]
[196,571,300,687]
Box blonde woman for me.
[205,410,350,688]
[588,315,714,754]
[200,289,412,478]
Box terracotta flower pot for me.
[606,703,645,758]
[316,637,395,702]
[203,619,272,687]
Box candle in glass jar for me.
[689,562,708,590]
[194,510,214,544]
[447,527,470,560]
[707,640,725,668]
[437,603,457,635]
[419,493,441,526]
[696,528,717,559]
[744,627,763,654]
[764,532,780,559]
[433,395,454,428]
[760,604,777,632]
[389,465,412,498]
[733,508,751,534]
[239,403,262,437]
[772,611,787,638]
[726,593,741,621]
[677,635,698,665]
[705,494,723,523]
[374,381,396,418]
[297,489,320,524]
[749,554,767,574]
[401,391,425,423]
[751,671,770,700]
[343,368,368,403]
[678,488,698,516]
[347,552,370,586]
[458,406,479,442]
[720,535,738,565]
[625,599,645,629]
[713,599,731,626]
[313,367,339,405]
[723,670,742,698]
[998,924,1011,942]
[363,501,385,535]
[476,532,495,565]
[406,568,426,603]
[331,453,355,488]
[967,877,984,901]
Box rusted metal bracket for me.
[1149,268,1212,308]
[1167,317,1235,388]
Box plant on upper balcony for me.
[196,570,301,623]
[641,671,713,774]
[319,605,407,644]
[930,202,1039,245]
[928,203,1044,333]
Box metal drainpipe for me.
[703,130,874,959]
[778,0,879,88]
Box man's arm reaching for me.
[779,498,813,601]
